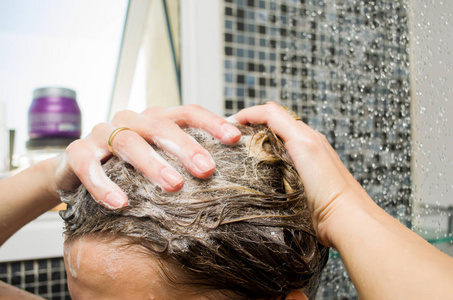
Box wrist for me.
[33,157,61,206]
[313,189,378,248]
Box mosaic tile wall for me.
[0,257,70,299]
[223,0,411,298]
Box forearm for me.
[0,281,44,300]
[0,158,60,246]
[329,196,453,299]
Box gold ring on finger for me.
[108,127,132,157]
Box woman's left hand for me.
[49,105,242,209]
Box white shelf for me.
[0,212,65,262]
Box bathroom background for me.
[0,0,452,299]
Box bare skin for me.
[0,281,44,300]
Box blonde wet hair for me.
[60,125,329,299]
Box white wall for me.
[408,0,453,207]
[409,1,453,250]
[0,0,128,157]
[180,0,224,116]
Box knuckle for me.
[302,133,325,152]
[153,117,174,127]
[184,104,203,112]
[113,131,140,150]
[265,101,279,107]
[71,153,92,177]
[263,101,281,114]
[181,104,207,118]
[65,138,88,157]
[142,106,163,115]
[92,122,110,135]
[180,140,204,157]
[265,101,280,109]
[112,110,135,124]
[143,118,175,139]
[65,139,80,154]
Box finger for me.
[234,103,356,200]
[104,124,185,191]
[111,111,216,179]
[142,105,242,145]
[232,102,317,143]
[84,123,114,162]
[231,103,335,191]
[65,139,128,209]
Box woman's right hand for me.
[232,102,373,246]
[234,103,453,300]
[49,105,242,209]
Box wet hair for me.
[60,125,329,300]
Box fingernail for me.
[193,153,215,174]
[221,123,241,141]
[105,192,127,208]
[161,167,184,188]
[225,115,238,124]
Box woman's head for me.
[60,125,329,299]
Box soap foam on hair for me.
[60,124,328,298]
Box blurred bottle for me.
[14,87,81,171]
[27,87,81,144]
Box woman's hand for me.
[232,102,371,246]
[49,105,241,209]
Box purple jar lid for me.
[28,87,81,147]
